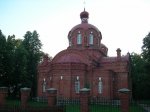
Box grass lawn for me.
[5,99,48,108]
[5,99,147,112]
[130,105,144,112]
[65,104,120,112]
[65,104,145,112]
[90,104,120,112]
[65,104,80,112]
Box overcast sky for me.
[0,0,150,57]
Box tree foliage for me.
[5,35,16,86]
[130,53,150,99]
[0,30,43,98]
[22,31,43,97]
[142,32,150,71]
[0,30,7,86]
[142,33,150,59]
[131,32,150,99]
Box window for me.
[89,33,93,45]
[75,80,80,93]
[98,77,103,94]
[42,78,46,92]
[77,33,82,44]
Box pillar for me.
[20,87,31,108]
[118,88,131,112]
[46,88,57,107]
[80,88,90,112]
[0,87,8,106]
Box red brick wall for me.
[37,52,130,99]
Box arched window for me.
[42,78,46,93]
[77,31,82,44]
[89,33,94,45]
[98,77,103,94]
[75,76,80,93]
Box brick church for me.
[37,10,131,99]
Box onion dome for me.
[80,9,89,23]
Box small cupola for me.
[80,8,89,23]
[116,48,121,60]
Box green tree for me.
[5,35,16,87]
[0,30,7,86]
[22,31,42,97]
[131,32,150,99]
[141,32,150,99]
[0,30,44,98]
[11,39,28,97]
[2,35,26,97]
[142,32,150,70]
[130,53,148,99]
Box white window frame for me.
[42,78,46,93]
[77,33,82,44]
[75,80,80,93]
[89,33,94,45]
[98,77,103,94]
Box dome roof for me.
[71,9,100,34]
[55,53,82,63]
[68,10,102,39]
[52,50,91,64]
[67,10,106,55]
[70,23,100,34]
